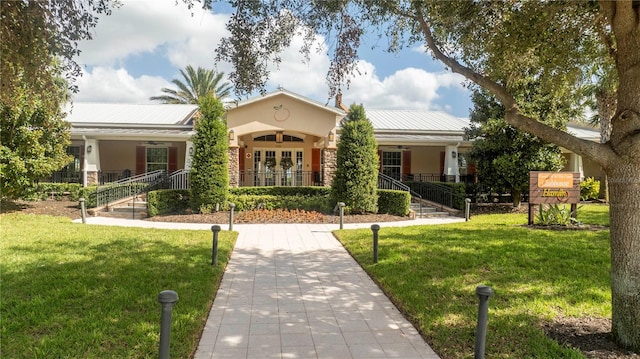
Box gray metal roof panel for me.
[65,103,199,126]
[366,110,470,132]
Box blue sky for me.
[75,0,473,118]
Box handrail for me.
[88,170,167,208]
[405,180,466,210]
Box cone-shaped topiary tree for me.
[331,104,378,214]
[189,95,228,213]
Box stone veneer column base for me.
[322,148,337,187]
[86,171,99,186]
[228,147,239,188]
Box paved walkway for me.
[76,217,463,358]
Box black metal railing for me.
[406,180,467,210]
[378,172,423,212]
[403,173,477,184]
[238,170,324,187]
[88,170,166,208]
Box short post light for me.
[229,203,235,231]
[158,290,179,359]
[371,224,380,263]
[338,202,345,229]
[474,285,495,359]
[211,225,221,265]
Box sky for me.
[74,0,473,118]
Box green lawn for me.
[1,214,237,359]
[334,203,611,359]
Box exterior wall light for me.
[452,151,457,159]
[228,130,235,141]
[328,131,335,142]
[86,145,92,154]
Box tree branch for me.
[412,3,618,168]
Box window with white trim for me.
[381,151,402,180]
[146,147,168,172]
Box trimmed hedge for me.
[147,187,411,217]
[377,190,410,216]
[23,183,98,202]
[147,190,190,217]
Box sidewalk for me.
[75,217,461,358]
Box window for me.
[382,151,402,180]
[254,134,304,142]
[146,147,168,172]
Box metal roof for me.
[65,103,199,126]
[366,110,470,133]
[567,123,600,141]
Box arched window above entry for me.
[254,133,304,142]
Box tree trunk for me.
[512,189,522,208]
[608,164,640,351]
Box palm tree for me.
[150,65,233,104]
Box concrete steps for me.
[97,196,148,220]
[410,202,450,218]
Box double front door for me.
[253,149,303,186]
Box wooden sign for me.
[529,171,580,204]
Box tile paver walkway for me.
[77,217,462,358]
[193,223,442,359]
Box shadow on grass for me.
[1,215,235,359]
[336,220,611,358]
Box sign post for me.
[528,172,580,225]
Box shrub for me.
[190,96,228,212]
[580,177,600,201]
[331,104,379,214]
[377,190,410,216]
[536,204,581,225]
[147,189,190,216]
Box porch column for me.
[228,146,239,188]
[443,145,460,182]
[83,138,100,186]
[322,148,337,187]
[185,141,194,171]
[569,153,584,179]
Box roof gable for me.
[228,88,346,116]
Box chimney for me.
[335,91,349,112]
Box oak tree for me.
[216,0,640,351]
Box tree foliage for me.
[150,65,233,104]
[466,89,565,207]
[189,95,228,213]
[217,0,640,351]
[331,104,378,214]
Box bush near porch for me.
[147,187,410,217]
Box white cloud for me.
[73,67,170,103]
[74,1,470,115]
[341,63,468,111]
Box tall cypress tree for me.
[331,104,378,214]
[189,95,228,213]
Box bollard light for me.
[338,202,345,229]
[158,290,179,359]
[211,225,221,265]
[465,198,472,222]
[229,203,235,231]
[79,198,86,224]
[474,285,495,359]
[371,224,380,263]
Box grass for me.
[334,203,611,359]
[0,213,237,359]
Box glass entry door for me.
[253,149,303,186]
